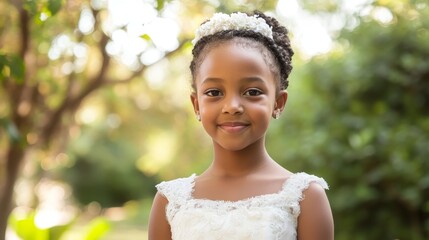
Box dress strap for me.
[280,172,329,218]
[156,174,197,202]
[283,172,329,191]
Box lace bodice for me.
[156,172,328,240]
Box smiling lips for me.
[218,122,250,133]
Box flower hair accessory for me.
[192,12,273,45]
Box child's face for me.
[191,40,287,151]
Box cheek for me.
[198,97,213,113]
[198,99,218,124]
[251,102,273,123]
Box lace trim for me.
[156,172,328,220]
[156,173,196,201]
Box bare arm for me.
[297,183,334,240]
[148,192,172,240]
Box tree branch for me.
[0,1,30,238]
[8,2,30,119]
[104,40,188,85]
[39,32,111,144]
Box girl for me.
[148,11,334,240]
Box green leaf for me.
[23,0,38,16]
[83,217,110,240]
[0,118,22,143]
[48,0,63,16]
[8,55,25,83]
[156,0,165,11]
[8,209,76,240]
[0,54,7,81]
[140,34,152,41]
[0,54,6,65]
[8,211,48,240]
[0,54,26,83]
[49,222,74,240]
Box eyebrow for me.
[202,77,223,84]
[202,77,265,84]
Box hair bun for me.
[251,11,294,89]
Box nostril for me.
[222,102,244,114]
[221,95,245,114]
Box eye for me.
[204,89,223,97]
[244,88,263,96]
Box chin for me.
[216,141,255,152]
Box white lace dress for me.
[156,172,328,240]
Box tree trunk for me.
[0,145,24,240]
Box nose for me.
[222,94,243,115]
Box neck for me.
[207,139,272,177]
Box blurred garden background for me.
[0,0,428,239]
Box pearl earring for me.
[274,110,281,119]
[196,112,201,121]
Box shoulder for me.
[148,174,196,240]
[295,173,334,240]
[148,192,172,240]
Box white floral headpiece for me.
[192,12,273,45]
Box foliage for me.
[0,53,25,83]
[61,122,158,207]
[8,211,71,240]
[82,218,111,240]
[0,0,175,237]
[8,210,110,240]
[268,1,429,239]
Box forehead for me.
[197,39,273,80]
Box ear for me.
[273,90,288,117]
[190,92,199,114]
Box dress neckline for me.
[188,172,300,204]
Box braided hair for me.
[190,11,294,91]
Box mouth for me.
[218,122,250,133]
